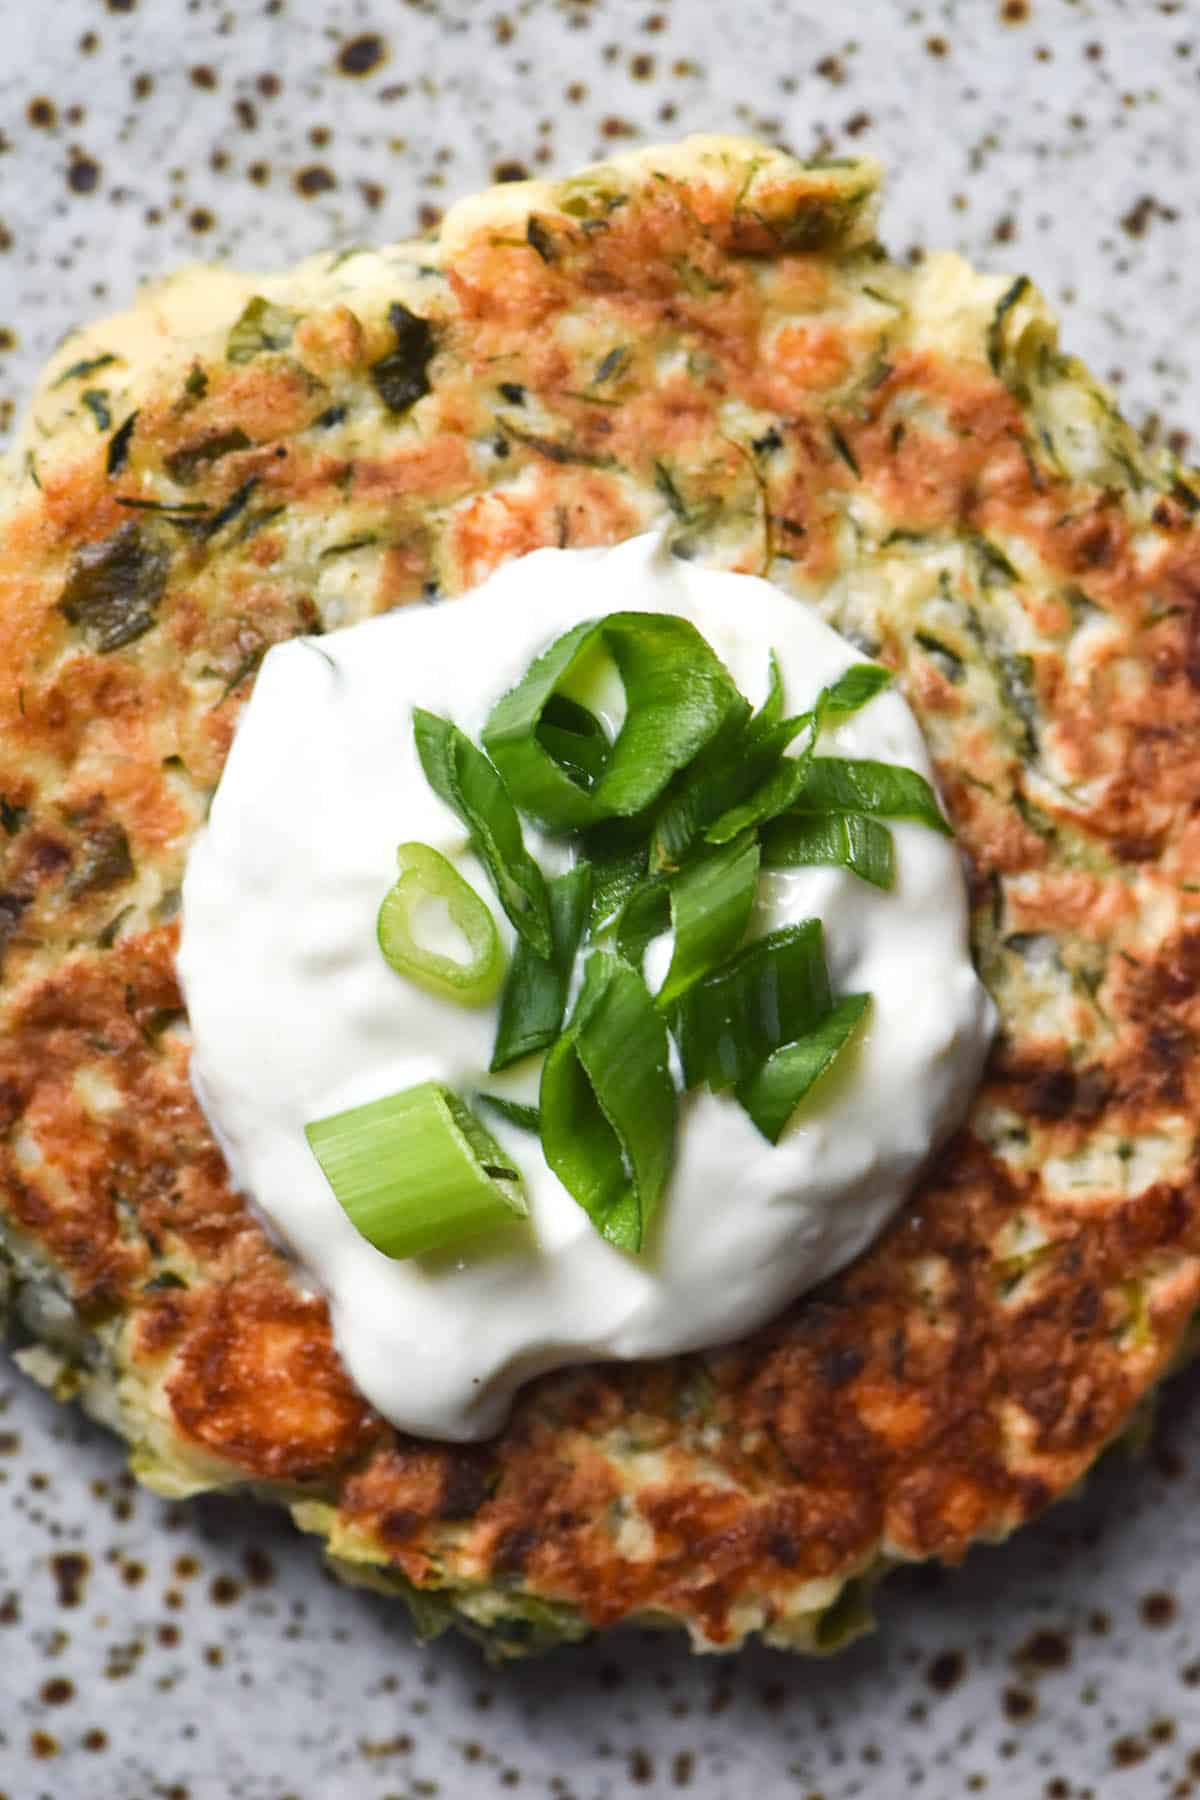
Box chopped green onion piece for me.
[671,920,833,1092]
[660,832,759,1006]
[756,648,785,731]
[305,1082,527,1261]
[784,757,951,834]
[476,1094,542,1132]
[490,863,592,1071]
[738,994,871,1142]
[540,952,676,1253]
[377,842,504,1007]
[648,709,750,874]
[581,820,649,931]
[651,651,818,872]
[619,835,760,1006]
[704,745,816,844]
[536,695,610,790]
[483,611,745,831]
[814,662,892,724]
[413,708,553,958]
[615,873,671,970]
[703,664,895,846]
[761,812,896,889]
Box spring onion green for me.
[490,864,592,1071]
[476,1095,542,1132]
[377,842,505,1006]
[305,1082,528,1260]
[761,811,896,889]
[737,994,872,1142]
[618,833,761,1006]
[540,952,676,1252]
[784,757,951,834]
[671,920,834,1092]
[812,662,893,724]
[535,694,610,790]
[703,664,896,845]
[651,687,813,871]
[413,707,553,958]
[483,612,746,831]
[583,821,649,931]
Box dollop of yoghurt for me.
[178,534,995,1440]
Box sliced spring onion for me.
[755,648,785,732]
[651,651,820,872]
[671,920,833,1092]
[535,694,610,790]
[738,994,871,1142]
[413,708,553,958]
[657,832,759,1006]
[761,811,896,889]
[618,834,760,1006]
[701,664,893,847]
[476,1094,542,1132]
[703,745,816,844]
[615,872,670,969]
[540,952,676,1253]
[649,708,753,874]
[377,842,504,1006]
[582,820,649,932]
[305,1082,527,1261]
[483,612,745,831]
[785,757,951,834]
[813,662,892,724]
[490,863,592,1071]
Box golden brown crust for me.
[2,136,1198,1649]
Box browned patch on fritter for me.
[164,1279,379,1483]
[2,141,1199,1648]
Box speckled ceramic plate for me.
[3,3,1200,1797]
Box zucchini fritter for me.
[1,137,1198,1657]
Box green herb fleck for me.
[67,820,134,899]
[996,651,1040,759]
[592,346,631,385]
[96,904,135,949]
[106,411,138,476]
[987,274,1031,376]
[829,425,860,477]
[0,797,27,837]
[526,215,558,263]
[971,533,1019,587]
[654,460,690,522]
[236,505,287,543]
[178,477,260,540]
[53,352,119,388]
[227,296,298,364]
[115,496,211,517]
[59,522,170,653]
[143,1271,187,1292]
[370,300,435,415]
[498,421,613,468]
[914,631,965,685]
[320,533,379,559]
[82,389,112,431]
[163,428,252,485]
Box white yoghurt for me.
[177,534,995,1441]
